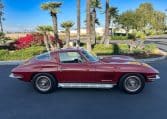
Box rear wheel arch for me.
[31,72,58,82]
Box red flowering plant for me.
[12,33,63,50]
[13,34,34,49]
[13,33,43,50]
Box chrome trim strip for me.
[148,75,160,81]
[9,73,23,79]
[58,83,115,89]
[101,80,112,82]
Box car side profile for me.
[10,48,160,94]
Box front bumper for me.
[147,75,160,81]
[9,73,23,79]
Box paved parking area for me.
[0,59,167,119]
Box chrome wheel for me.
[35,76,51,92]
[124,76,142,92]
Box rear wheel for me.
[32,73,57,94]
[119,74,145,94]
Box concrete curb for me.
[0,60,25,65]
[0,55,166,65]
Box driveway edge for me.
[137,55,166,63]
[0,55,166,65]
[0,60,25,65]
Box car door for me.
[58,51,91,83]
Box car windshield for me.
[82,50,99,62]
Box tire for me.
[32,73,57,94]
[119,74,145,94]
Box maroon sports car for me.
[10,48,160,94]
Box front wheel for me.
[119,74,145,94]
[32,73,57,94]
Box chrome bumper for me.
[148,75,160,81]
[9,73,23,79]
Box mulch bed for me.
[127,53,164,59]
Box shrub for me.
[110,35,128,40]
[93,44,113,55]
[133,48,144,54]
[118,44,130,54]
[144,44,157,54]
[135,31,146,40]
[128,34,136,40]
[92,43,158,56]
[96,35,102,41]
[14,34,34,49]
[12,33,60,50]
[145,29,156,36]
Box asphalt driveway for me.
[146,35,167,52]
[0,59,167,119]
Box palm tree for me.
[86,0,92,51]
[36,25,54,51]
[91,0,101,45]
[108,7,118,35]
[0,1,4,32]
[61,21,74,47]
[76,0,81,47]
[101,0,110,44]
[104,7,118,44]
[41,2,62,48]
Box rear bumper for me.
[147,75,160,82]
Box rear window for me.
[36,52,51,61]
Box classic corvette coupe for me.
[10,48,160,94]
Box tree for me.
[90,0,101,45]
[101,5,118,44]
[136,3,154,32]
[118,10,136,36]
[36,25,54,51]
[61,21,74,47]
[101,0,110,44]
[152,11,166,32]
[108,7,119,35]
[76,0,81,47]
[135,3,166,33]
[41,2,62,48]
[86,0,92,51]
[0,1,4,32]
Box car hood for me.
[100,55,136,63]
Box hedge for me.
[0,46,45,61]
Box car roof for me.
[56,47,84,52]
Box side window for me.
[36,52,51,61]
[59,52,84,63]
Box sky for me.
[2,0,167,32]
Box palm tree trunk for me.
[77,0,80,47]
[51,12,59,48]
[0,15,3,32]
[66,30,70,47]
[91,8,96,45]
[86,0,92,51]
[101,0,110,44]
[44,33,50,51]
[47,35,55,51]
